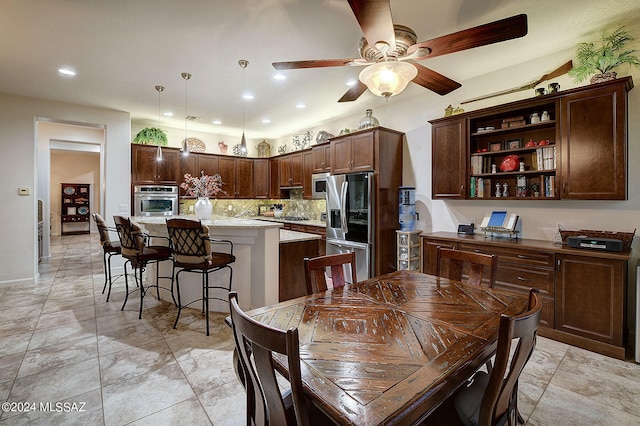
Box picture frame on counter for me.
[507,138,522,150]
[489,141,503,152]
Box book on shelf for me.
[470,177,476,198]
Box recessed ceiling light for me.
[296,103,306,109]
[273,74,286,80]
[262,118,271,124]
[243,93,254,100]
[212,119,222,125]
[163,111,173,117]
[346,79,357,87]
[58,68,76,76]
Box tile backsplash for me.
[180,190,326,219]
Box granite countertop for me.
[256,216,326,228]
[280,229,322,243]
[133,215,283,229]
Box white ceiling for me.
[1,0,639,140]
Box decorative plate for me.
[63,186,75,195]
[185,138,206,153]
[78,206,89,215]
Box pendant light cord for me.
[181,72,191,154]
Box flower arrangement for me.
[181,171,226,198]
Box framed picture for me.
[507,138,522,150]
[489,141,503,152]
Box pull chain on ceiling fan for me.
[272,0,528,102]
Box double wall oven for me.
[133,185,179,216]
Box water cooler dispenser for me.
[399,186,416,231]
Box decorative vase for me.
[194,197,213,220]
[358,109,379,129]
[590,72,617,84]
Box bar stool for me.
[113,216,173,319]
[92,213,123,302]
[166,218,235,336]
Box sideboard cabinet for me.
[429,77,633,200]
[420,232,630,359]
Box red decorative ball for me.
[499,155,520,172]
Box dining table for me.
[243,269,529,425]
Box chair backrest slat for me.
[436,247,497,287]
[304,252,357,294]
[229,292,309,426]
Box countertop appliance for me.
[326,172,374,281]
[133,185,179,216]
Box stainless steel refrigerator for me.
[326,172,374,282]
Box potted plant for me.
[530,183,540,197]
[132,127,168,145]
[568,26,640,84]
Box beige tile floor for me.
[1,233,639,425]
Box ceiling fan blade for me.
[273,58,366,70]
[461,60,573,104]
[348,0,395,50]
[338,81,368,102]
[407,14,528,59]
[411,63,462,96]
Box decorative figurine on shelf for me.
[502,183,509,197]
[218,141,228,153]
[491,164,497,174]
[495,183,501,198]
[444,105,454,117]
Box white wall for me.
[0,92,130,286]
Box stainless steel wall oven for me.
[133,185,179,216]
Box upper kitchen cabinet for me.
[330,127,403,175]
[218,157,254,199]
[131,144,180,186]
[311,142,331,173]
[279,151,304,188]
[253,159,270,199]
[429,77,633,200]
[559,79,632,199]
[302,150,314,199]
[430,118,467,199]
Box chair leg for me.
[172,270,183,329]
[105,253,114,302]
[101,251,109,294]
[121,261,130,311]
[204,272,210,336]
[169,260,177,307]
[138,264,146,320]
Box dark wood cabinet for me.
[131,144,180,186]
[431,118,467,199]
[217,157,254,199]
[61,183,90,235]
[331,131,376,174]
[429,77,632,201]
[559,82,629,199]
[278,152,303,188]
[302,150,314,199]
[311,142,331,173]
[555,254,626,350]
[253,159,270,199]
[420,232,630,359]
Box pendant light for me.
[236,59,249,156]
[181,72,191,156]
[155,85,164,161]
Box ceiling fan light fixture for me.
[359,61,417,98]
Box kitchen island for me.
[135,215,282,312]
[279,229,322,301]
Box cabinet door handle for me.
[517,276,531,281]
[517,254,533,259]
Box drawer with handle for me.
[458,243,554,268]
[495,262,555,296]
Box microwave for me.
[311,172,330,200]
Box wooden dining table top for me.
[246,270,529,425]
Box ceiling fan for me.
[272,0,528,102]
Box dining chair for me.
[92,213,123,302]
[303,252,357,294]
[436,247,498,287]
[113,215,173,319]
[166,218,235,336]
[453,288,542,426]
[229,291,319,426]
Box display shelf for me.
[61,183,90,235]
[397,230,421,271]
